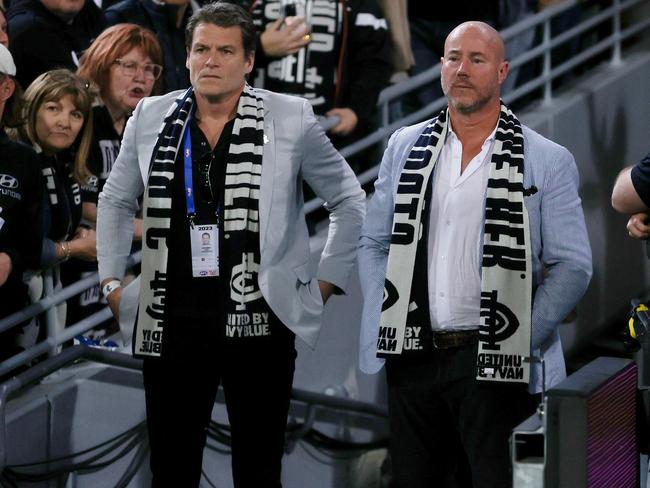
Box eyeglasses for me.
[198,153,214,203]
[114,59,163,80]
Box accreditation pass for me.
[190,224,219,277]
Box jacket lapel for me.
[259,110,276,252]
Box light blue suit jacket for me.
[97,89,365,349]
[358,118,592,393]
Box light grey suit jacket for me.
[97,89,365,349]
[358,118,593,393]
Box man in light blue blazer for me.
[96,3,364,487]
[358,21,591,488]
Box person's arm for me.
[357,127,404,372]
[611,166,648,214]
[611,153,650,239]
[624,212,650,240]
[44,230,97,264]
[531,147,592,350]
[1,153,44,279]
[84,201,143,240]
[0,253,12,287]
[336,0,392,132]
[44,175,97,264]
[259,17,311,58]
[97,100,146,318]
[299,100,365,302]
[612,152,650,214]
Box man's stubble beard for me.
[448,90,498,116]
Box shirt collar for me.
[446,111,498,148]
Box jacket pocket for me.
[293,262,323,310]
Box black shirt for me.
[407,0,499,23]
[40,151,82,244]
[165,118,235,318]
[0,130,43,315]
[631,152,650,207]
[82,105,122,205]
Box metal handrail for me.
[0,251,141,334]
[0,346,387,472]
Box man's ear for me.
[0,76,15,102]
[245,50,255,75]
[498,60,510,85]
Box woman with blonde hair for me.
[13,69,97,344]
[19,69,96,267]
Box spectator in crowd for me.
[68,24,161,331]
[14,70,97,338]
[7,0,105,89]
[0,44,43,361]
[104,0,191,92]
[0,6,8,47]
[358,21,591,487]
[77,24,161,226]
[97,3,364,485]
[611,151,650,239]
[246,0,392,143]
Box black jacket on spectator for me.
[407,0,499,23]
[7,0,105,88]
[105,0,190,93]
[0,129,43,318]
[249,0,392,135]
[39,150,83,267]
[80,105,122,205]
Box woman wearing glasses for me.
[63,24,162,334]
[78,23,162,214]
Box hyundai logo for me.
[0,174,18,189]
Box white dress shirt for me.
[427,121,497,331]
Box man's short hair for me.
[185,2,256,57]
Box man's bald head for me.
[444,21,506,63]
[440,21,509,116]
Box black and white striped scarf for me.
[134,84,266,358]
[377,103,532,385]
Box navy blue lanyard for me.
[183,114,220,227]
[183,120,196,223]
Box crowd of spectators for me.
[0,0,597,362]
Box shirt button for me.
[439,292,445,297]
[225,234,230,239]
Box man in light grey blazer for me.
[358,22,591,488]
[96,3,364,487]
